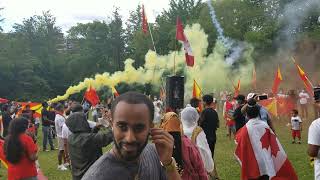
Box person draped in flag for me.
[236,98,298,180]
[223,94,235,139]
[308,92,320,180]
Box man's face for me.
[315,102,320,109]
[111,101,151,161]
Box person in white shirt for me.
[181,105,217,178]
[290,109,302,144]
[308,100,320,180]
[54,103,68,171]
[299,89,310,119]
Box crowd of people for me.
[0,87,319,180]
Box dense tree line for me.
[0,0,319,101]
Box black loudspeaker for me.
[166,76,184,110]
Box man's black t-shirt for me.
[200,108,219,142]
[41,109,55,127]
[233,105,246,132]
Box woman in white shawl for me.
[181,105,218,179]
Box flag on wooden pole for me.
[272,66,283,95]
[141,5,148,34]
[176,17,194,67]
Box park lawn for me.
[0,116,315,179]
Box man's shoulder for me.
[82,152,115,179]
[311,118,320,127]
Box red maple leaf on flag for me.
[260,128,280,157]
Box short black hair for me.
[292,109,298,115]
[71,103,83,113]
[190,97,200,108]
[111,91,154,121]
[202,94,213,105]
[246,98,260,119]
[42,102,48,107]
[54,103,64,112]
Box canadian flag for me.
[176,17,194,67]
[235,119,298,180]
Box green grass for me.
[0,116,315,179]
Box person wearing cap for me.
[233,95,247,132]
[308,89,320,180]
[181,106,217,179]
[242,93,275,132]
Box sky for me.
[0,0,170,33]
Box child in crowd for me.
[291,109,302,144]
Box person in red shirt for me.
[223,94,235,139]
[4,117,38,180]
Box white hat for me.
[247,93,257,100]
[181,106,199,129]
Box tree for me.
[0,8,4,32]
[109,7,126,71]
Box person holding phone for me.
[82,92,181,180]
[242,93,275,132]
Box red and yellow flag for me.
[272,66,283,95]
[141,5,148,34]
[292,57,313,96]
[112,86,120,97]
[234,79,241,97]
[192,80,201,99]
[192,80,203,112]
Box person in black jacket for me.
[2,104,12,137]
[233,95,247,132]
[199,94,219,158]
[41,102,55,151]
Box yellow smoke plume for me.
[49,23,254,103]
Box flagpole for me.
[291,57,314,87]
[173,40,177,75]
[148,23,157,54]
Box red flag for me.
[272,66,282,95]
[0,98,9,104]
[292,58,313,96]
[141,5,148,34]
[84,86,100,106]
[176,17,194,67]
[235,119,298,180]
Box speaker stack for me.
[166,76,184,110]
